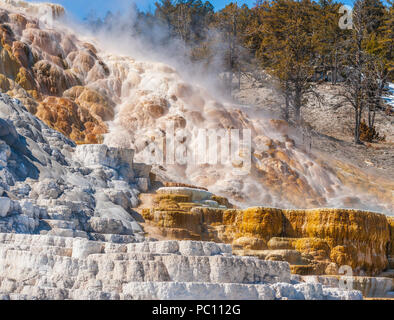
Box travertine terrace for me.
[0,0,391,212]
[0,92,367,300]
[0,0,392,300]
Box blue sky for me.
[26,0,373,20]
[26,1,256,20]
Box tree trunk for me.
[355,107,362,144]
[371,109,375,128]
[332,49,338,85]
[238,67,241,90]
[354,110,359,144]
[294,87,302,123]
[229,71,233,96]
[284,94,290,121]
[284,83,290,121]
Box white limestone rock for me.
[0,141,10,168]
[73,145,135,182]
[126,240,233,257]
[123,281,362,301]
[0,93,148,239]
[301,275,394,298]
[135,178,149,193]
[19,200,41,219]
[157,187,213,201]
[123,282,275,300]
[0,93,365,301]
[0,234,363,300]
[72,239,103,259]
[31,179,62,200]
[0,197,11,217]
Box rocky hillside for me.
[139,188,391,275]
[0,1,392,300]
[138,186,394,297]
[0,1,109,144]
[0,92,367,300]
[0,92,149,240]
[234,79,394,183]
[0,234,363,300]
[0,1,391,213]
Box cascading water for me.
[0,0,392,213]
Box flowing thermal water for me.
[1,0,392,213]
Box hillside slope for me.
[0,1,392,213]
[0,0,392,300]
[0,92,369,300]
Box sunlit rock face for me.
[139,188,393,278]
[0,92,152,241]
[0,1,392,213]
[0,1,391,301]
[0,94,364,300]
[0,1,110,144]
[0,234,364,300]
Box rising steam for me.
[1,0,392,214]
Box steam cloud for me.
[2,0,392,214]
